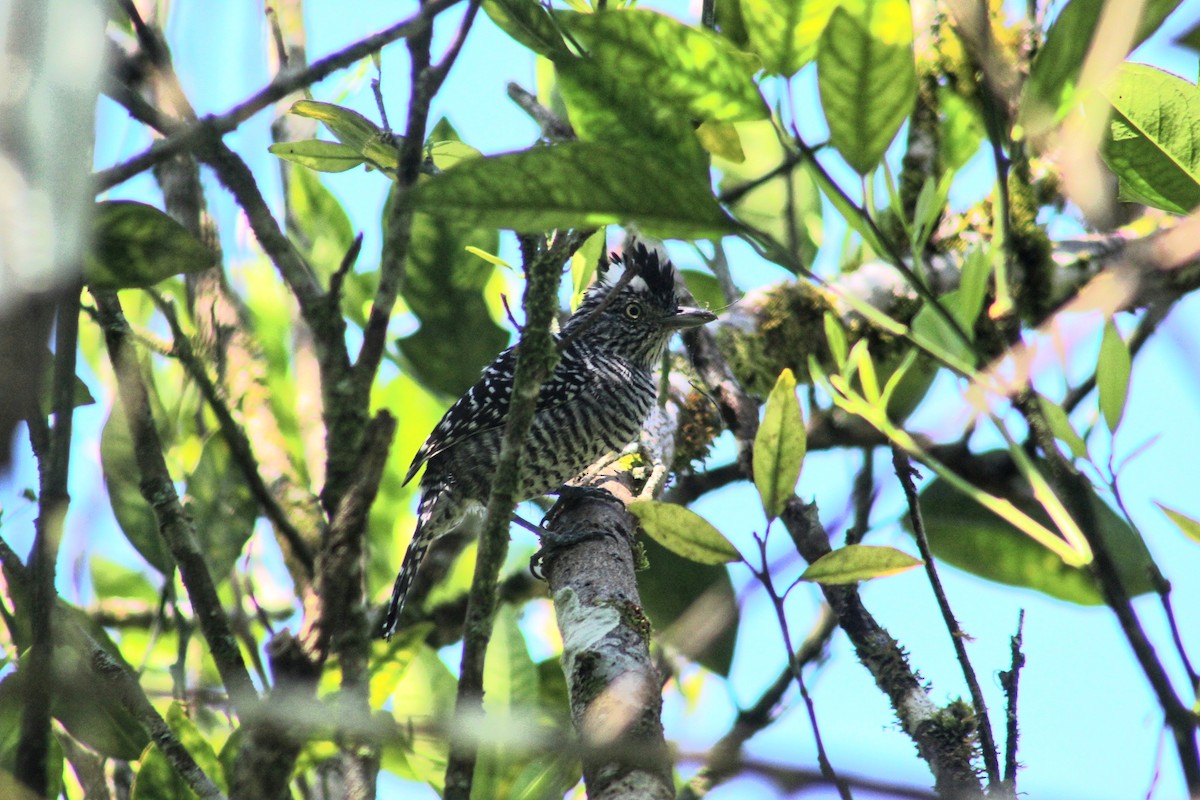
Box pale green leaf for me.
[268,140,365,172]
[629,500,740,564]
[741,0,838,76]
[800,544,922,584]
[816,0,916,174]
[1101,63,1200,214]
[1037,395,1089,459]
[823,311,848,369]
[1097,320,1132,433]
[752,368,806,519]
[1156,502,1200,545]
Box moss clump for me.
[672,388,722,471]
[716,281,835,397]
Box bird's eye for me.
[624,302,642,320]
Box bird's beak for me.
[663,306,718,330]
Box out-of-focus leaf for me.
[1156,502,1200,545]
[475,606,541,798]
[823,312,848,369]
[269,139,365,172]
[680,269,725,315]
[483,0,572,58]
[47,646,150,761]
[392,182,508,396]
[817,0,916,175]
[402,141,736,240]
[288,100,397,169]
[1097,319,1132,433]
[638,535,738,676]
[938,87,985,172]
[1101,63,1200,215]
[916,462,1156,603]
[1038,396,1089,460]
[86,201,215,289]
[800,544,922,584]
[558,9,769,123]
[39,354,95,416]
[696,121,745,162]
[715,120,822,268]
[381,645,457,791]
[101,404,174,574]
[0,673,66,798]
[1022,0,1183,132]
[570,228,606,310]
[629,500,740,565]
[90,556,158,604]
[753,368,805,520]
[740,0,838,76]
[185,435,257,582]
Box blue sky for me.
[5,1,1200,798]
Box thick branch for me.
[537,473,674,800]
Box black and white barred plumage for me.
[379,244,715,639]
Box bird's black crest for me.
[597,243,678,310]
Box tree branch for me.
[94,0,464,191]
[93,290,259,716]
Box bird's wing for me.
[402,344,591,485]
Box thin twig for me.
[891,446,1001,787]
[998,610,1026,795]
[95,0,464,191]
[749,531,851,800]
[680,607,837,800]
[152,293,315,575]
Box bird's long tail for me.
[380,526,431,640]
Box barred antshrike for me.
[379,244,716,639]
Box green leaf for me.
[570,228,606,309]
[696,121,745,163]
[740,0,838,76]
[268,139,365,172]
[0,673,65,797]
[823,312,848,369]
[816,0,916,175]
[290,100,384,152]
[753,368,806,519]
[910,296,976,369]
[101,404,174,575]
[637,535,739,676]
[1101,63,1200,215]
[483,0,572,58]
[956,246,991,335]
[628,501,740,564]
[1037,395,1089,460]
[559,9,769,123]
[916,463,1156,604]
[391,180,509,396]
[680,269,726,316]
[185,435,257,582]
[800,544,921,584]
[381,645,456,791]
[402,141,736,240]
[86,201,215,289]
[483,605,539,715]
[1022,0,1183,131]
[1156,502,1200,545]
[555,57,708,170]
[715,120,822,269]
[286,164,356,282]
[39,352,95,416]
[90,556,159,604]
[1097,319,1132,433]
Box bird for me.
[379,243,716,639]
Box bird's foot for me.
[529,485,625,579]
